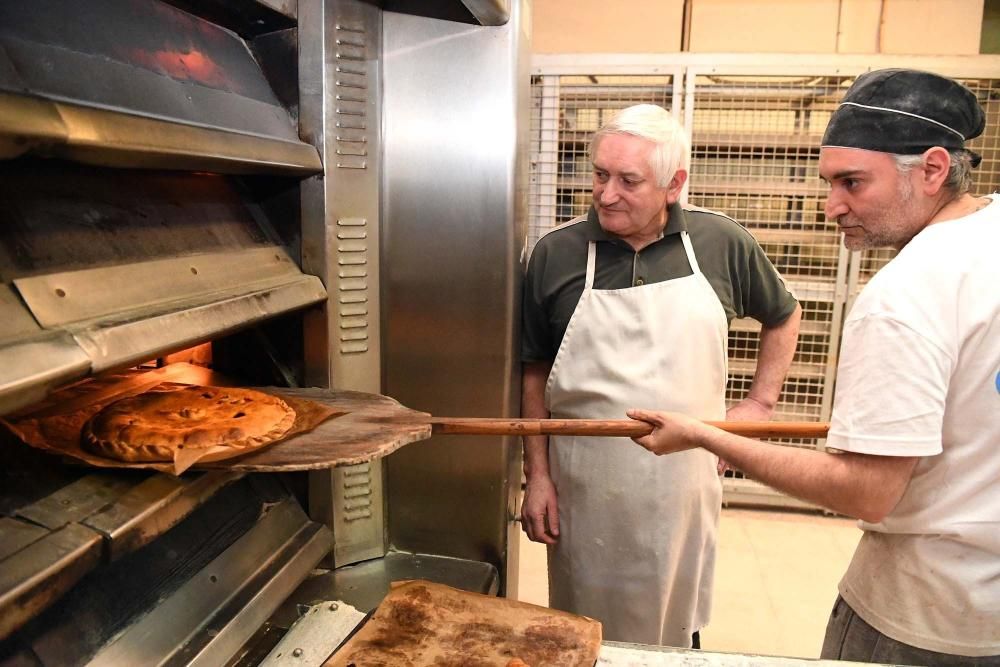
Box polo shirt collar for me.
[583,203,689,244]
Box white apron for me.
[545,232,727,647]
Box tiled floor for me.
[514,507,862,660]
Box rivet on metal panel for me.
[329,602,339,611]
[292,648,303,657]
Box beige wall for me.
[532,0,984,55]
[532,0,684,52]
[689,0,840,52]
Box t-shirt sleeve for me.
[827,313,951,456]
[741,239,799,326]
[521,242,554,363]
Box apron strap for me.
[680,231,701,274]
[584,242,598,290]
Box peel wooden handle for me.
[429,418,830,439]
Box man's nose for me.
[598,179,618,203]
[824,191,846,221]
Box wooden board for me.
[325,580,602,667]
[199,387,432,471]
[4,364,433,473]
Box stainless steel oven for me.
[0,0,528,663]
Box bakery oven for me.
[0,0,528,663]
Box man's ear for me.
[919,147,951,195]
[666,169,688,204]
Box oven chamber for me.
[0,0,529,663]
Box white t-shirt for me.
[828,194,1000,657]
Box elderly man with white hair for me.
[519,104,801,648]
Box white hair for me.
[589,104,690,188]
[893,150,975,195]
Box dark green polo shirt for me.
[521,203,799,363]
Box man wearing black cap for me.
[626,68,1000,665]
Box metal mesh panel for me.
[528,63,1000,509]
[685,75,849,477]
[528,75,675,248]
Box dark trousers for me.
[821,595,1000,666]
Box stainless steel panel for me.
[0,522,104,641]
[257,0,298,20]
[0,0,322,174]
[260,601,365,666]
[1,1,286,129]
[381,2,528,574]
[308,461,387,567]
[0,286,91,415]
[299,0,386,567]
[0,94,322,176]
[0,333,91,417]
[299,0,382,393]
[461,0,511,25]
[15,247,309,328]
[86,498,332,667]
[0,93,65,160]
[272,550,500,618]
[0,284,41,343]
[72,274,326,373]
[180,523,333,667]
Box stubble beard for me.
[840,178,920,251]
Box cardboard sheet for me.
[325,580,602,667]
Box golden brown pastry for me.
[81,385,295,462]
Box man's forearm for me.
[521,361,553,481]
[696,426,917,523]
[747,304,801,410]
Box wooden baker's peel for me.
[397,416,830,440]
